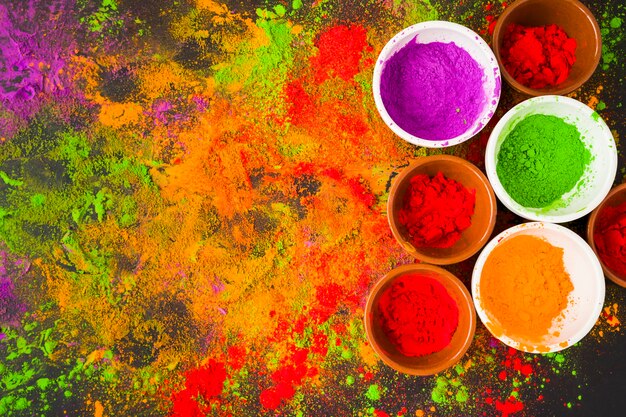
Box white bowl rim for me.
[372,20,501,149]
[485,95,617,223]
[471,221,606,353]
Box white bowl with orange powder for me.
[471,222,605,353]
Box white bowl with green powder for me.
[485,96,617,223]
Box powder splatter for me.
[0,0,624,416]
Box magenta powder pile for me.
[380,39,487,141]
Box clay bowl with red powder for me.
[492,0,601,96]
[388,155,497,265]
[587,183,626,287]
[364,264,476,376]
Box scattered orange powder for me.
[480,234,573,345]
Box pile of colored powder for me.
[380,40,487,140]
[479,234,573,346]
[399,172,475,248]
[594,201,626,276]
[501,23,577,89]
[378,274,459,357]
[496,114,590,208]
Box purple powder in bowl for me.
[380,39,487,141]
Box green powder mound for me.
[496,114,591,208]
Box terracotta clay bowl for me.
[388,155,497,265]
[587,183,626,287]
[364,264,476,376]
[492,0,602,96]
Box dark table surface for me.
[0,0,625,416]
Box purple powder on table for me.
[380,39,487,141]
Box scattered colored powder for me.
[496,114,590,208]
[366,384,382,401]
[594,201,626,276]
[170,360,227,416]
[380,40,486,140]
[496,396,525,417]
[311,25,371,83]
[600,7,624,70]
[479,234,573,345]
[501,23,577,89]
[378,274,459,357]
[611,17,623,28]
[398,172,476,249]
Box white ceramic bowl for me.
[485,96,617,223]
[472,222,605,353]
[372,21,501,148]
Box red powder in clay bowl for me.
[501,23,577,89]
[593,201,626,277]
[399,172,476,249]
[377,274,459,357]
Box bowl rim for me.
[587,182,626,287]
[492,0,602,97]
[471,221,606,353]
[372,20,501,148]
[485,95,617,223]
[387,154,497,265]
[364,263,476,375]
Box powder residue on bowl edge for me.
[496,114,591,208]
[380,40,487,140]
[594,201,626,276]
[399,172,476,248]
[378,274,459,357]
[501,23,577,89]
[479,234,573,347]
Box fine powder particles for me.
[496,114,591,208]
[479,234,573,347]
[398,172,476,248]
[377,274,459,357]
[380,40,487,140]
[594,201,626,276]
[501,23,577,89]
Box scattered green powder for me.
[455,387,469,403]
[496,114,591,208]
[431,377,448,404]
[365,384,381,401]
[346,375,355,385]
[610,17,623,28]
[600,9,624,70]
[596,100,607,111]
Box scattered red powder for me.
[495,396,525,417]
[594,201,626,276]
[311,25,372,83]
[501,23,577,89]
[377,274,459,357]
[348,176,376,208]
[398,172,475,248]
[260,349,311,410]
[169,360,227,417]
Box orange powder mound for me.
[479,234,573,345]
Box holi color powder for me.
[496,114,591,208]
[378,274,459,357]
[478,234,573,348]
[399,172,475,248]
[380,40,487,140]
[501,23,577,89]
[0,0,625,416]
